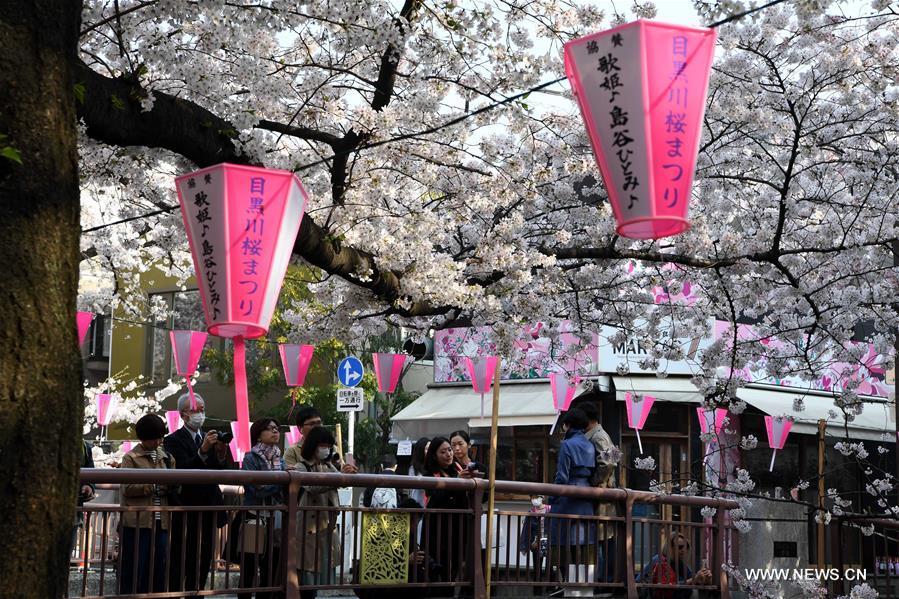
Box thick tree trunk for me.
[0,1,83,597]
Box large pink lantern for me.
[77,311,94,348]
[765,416,793,471]
[175,163,308,453]
[170,330,207,410]
[625,392,656,454]
[373,353,408,394]
[564,21,716,239]
[549,372,579,413]
[465,356,499,418]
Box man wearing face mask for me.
[163,393,231,597]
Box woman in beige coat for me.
[119,414,176,594]
[285,426,340,599]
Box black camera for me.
[212,430,234,444]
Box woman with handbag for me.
[119,414,176,594]
[286,426,340,599]
[239,418,286,599]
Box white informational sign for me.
[597,318,714,376]
[336,387,364,412]
[397,440,413,456]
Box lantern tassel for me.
[185,375,198,410]
[769,449,777,472]
[233,336,251,454]
[480,392,485,419]
[635,429,644,455]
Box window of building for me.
[88,314,111,358]
[472,425,559,485]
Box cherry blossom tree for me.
[0,0,897,595]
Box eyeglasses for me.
[303,419,322,428]
[266,425,280,432]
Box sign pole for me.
[348,410,355,455]
[484,366,501,599]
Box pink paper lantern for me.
[765,416,793,471]
[696,407,727,435]
[624,392,656,454]
[373,352,408,394]
[284,425,302,447]
[175,163,308,454]
[96,393,118,427]
[549,372,579,413]
[564,21,716,239]
[465,356,499,418]
[165,410,182,435]
[120,441,134,454]
[231,420,249,463]
[279,344,315,386]
[170,330,207,410]
[77,311,95,348]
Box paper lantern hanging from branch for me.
[696,407,727,436]
[625,392,656,455]
[549,372,579,413]
[165,410,182,435]
[170,330,207,410]
[77,312,95,348]
[564,20,716,239]
[373,352,408,394]
[465,356,499,418]
[765,416,793,471]
[278,343,315,420]
[175,163,308,454]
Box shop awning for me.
[737,386,895,442]
[390,381,586,441]
[612,376,704,403]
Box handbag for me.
[239,509,283,554]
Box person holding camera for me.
[163,393,232,596]
[120,414,176,594]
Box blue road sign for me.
[337,356,364,387]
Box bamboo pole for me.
[484,366,501,599]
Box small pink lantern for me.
[284,425,302,447]
[765,416,793,471]
[696,407,727,436]
[165,410,182,435]
[170,330,207,410]
[77,311,95,348]
[96,393,118,440]
[373,353,408,394]
[120,441,135,454]
[465,356,499,418]
[175,164,308,454]
[564,21,717,239]
[278,343,315,419]
[625,392,656,455]
[549,372,579,413]
[230,420,249,464]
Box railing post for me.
[471,480,487,599]
[284,470,301,599]
[715,502,729,599]
[625,494,637,598]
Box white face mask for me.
[316,447,331,461]
[531,498,543,507]
[188,413,205,429]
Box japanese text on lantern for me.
[660,35,688,209]
[591,33,639,210]
[239,176,266,319]
[188,173,221,320]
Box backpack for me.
[643,557,677,599]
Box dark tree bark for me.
[0,1,83,597]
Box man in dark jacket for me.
[163,393,231,595]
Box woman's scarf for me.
[251,442,281,470]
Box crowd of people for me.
[97,393,707,598]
